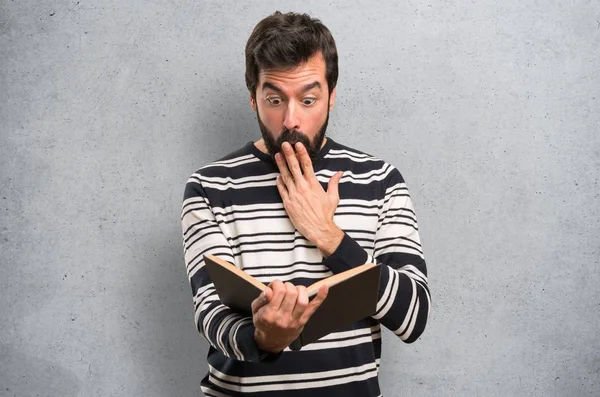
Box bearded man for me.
[181,11,430,396]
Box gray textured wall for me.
[1,1,599,396]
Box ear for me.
[328,86,337,110]
[250,93,257,111]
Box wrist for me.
[316,224,345,257]
[254,328,282,354]
[252,327,285,362]
[321,232,369,274]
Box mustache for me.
[273,128,324,162]
[276,129,309,146]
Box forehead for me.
[258,53,327,92]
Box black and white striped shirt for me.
[181,138,430,396]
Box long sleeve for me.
[181,175,274,362]
[322,167,430,343]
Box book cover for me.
[203,254,381,350]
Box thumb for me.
[251,287,273,314]
[327,171,343,198]
[302,284,329,323]
[263,287,274,305]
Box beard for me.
[257,107,329,163]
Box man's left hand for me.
[275,141,344,257]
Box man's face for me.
[251,52,336,162]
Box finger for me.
[251,287,273,315]
[292,285,309,320]
[268,280,286,309]
[294,142,316,182]
[327,171,343,199]
[301,284,329,323]
[281,142,304,184]
[279,282,299,314]
[275,152,296,190]
[276,174,290,202]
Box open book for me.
[203,254,381,351]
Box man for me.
[181,11,430,396]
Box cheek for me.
[259,106,283,128]
[307,107,328,130]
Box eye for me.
[302,97,316,106]
[266,96,282,105]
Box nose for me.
[283,102,300,131]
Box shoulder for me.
[183,142,257,198]
[183,141,277,202]
[194,143,258,177]
[326,139,406,185]
[187,141,269,183]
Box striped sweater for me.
[181,138,430,396]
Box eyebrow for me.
[261,81,322,94]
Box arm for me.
[274,142,429,342]
[181,175,277,362]
[322,167,430,343]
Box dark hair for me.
[245,11,339,98]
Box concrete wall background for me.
[1,1,599,396]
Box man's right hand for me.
[251,280,328,353]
